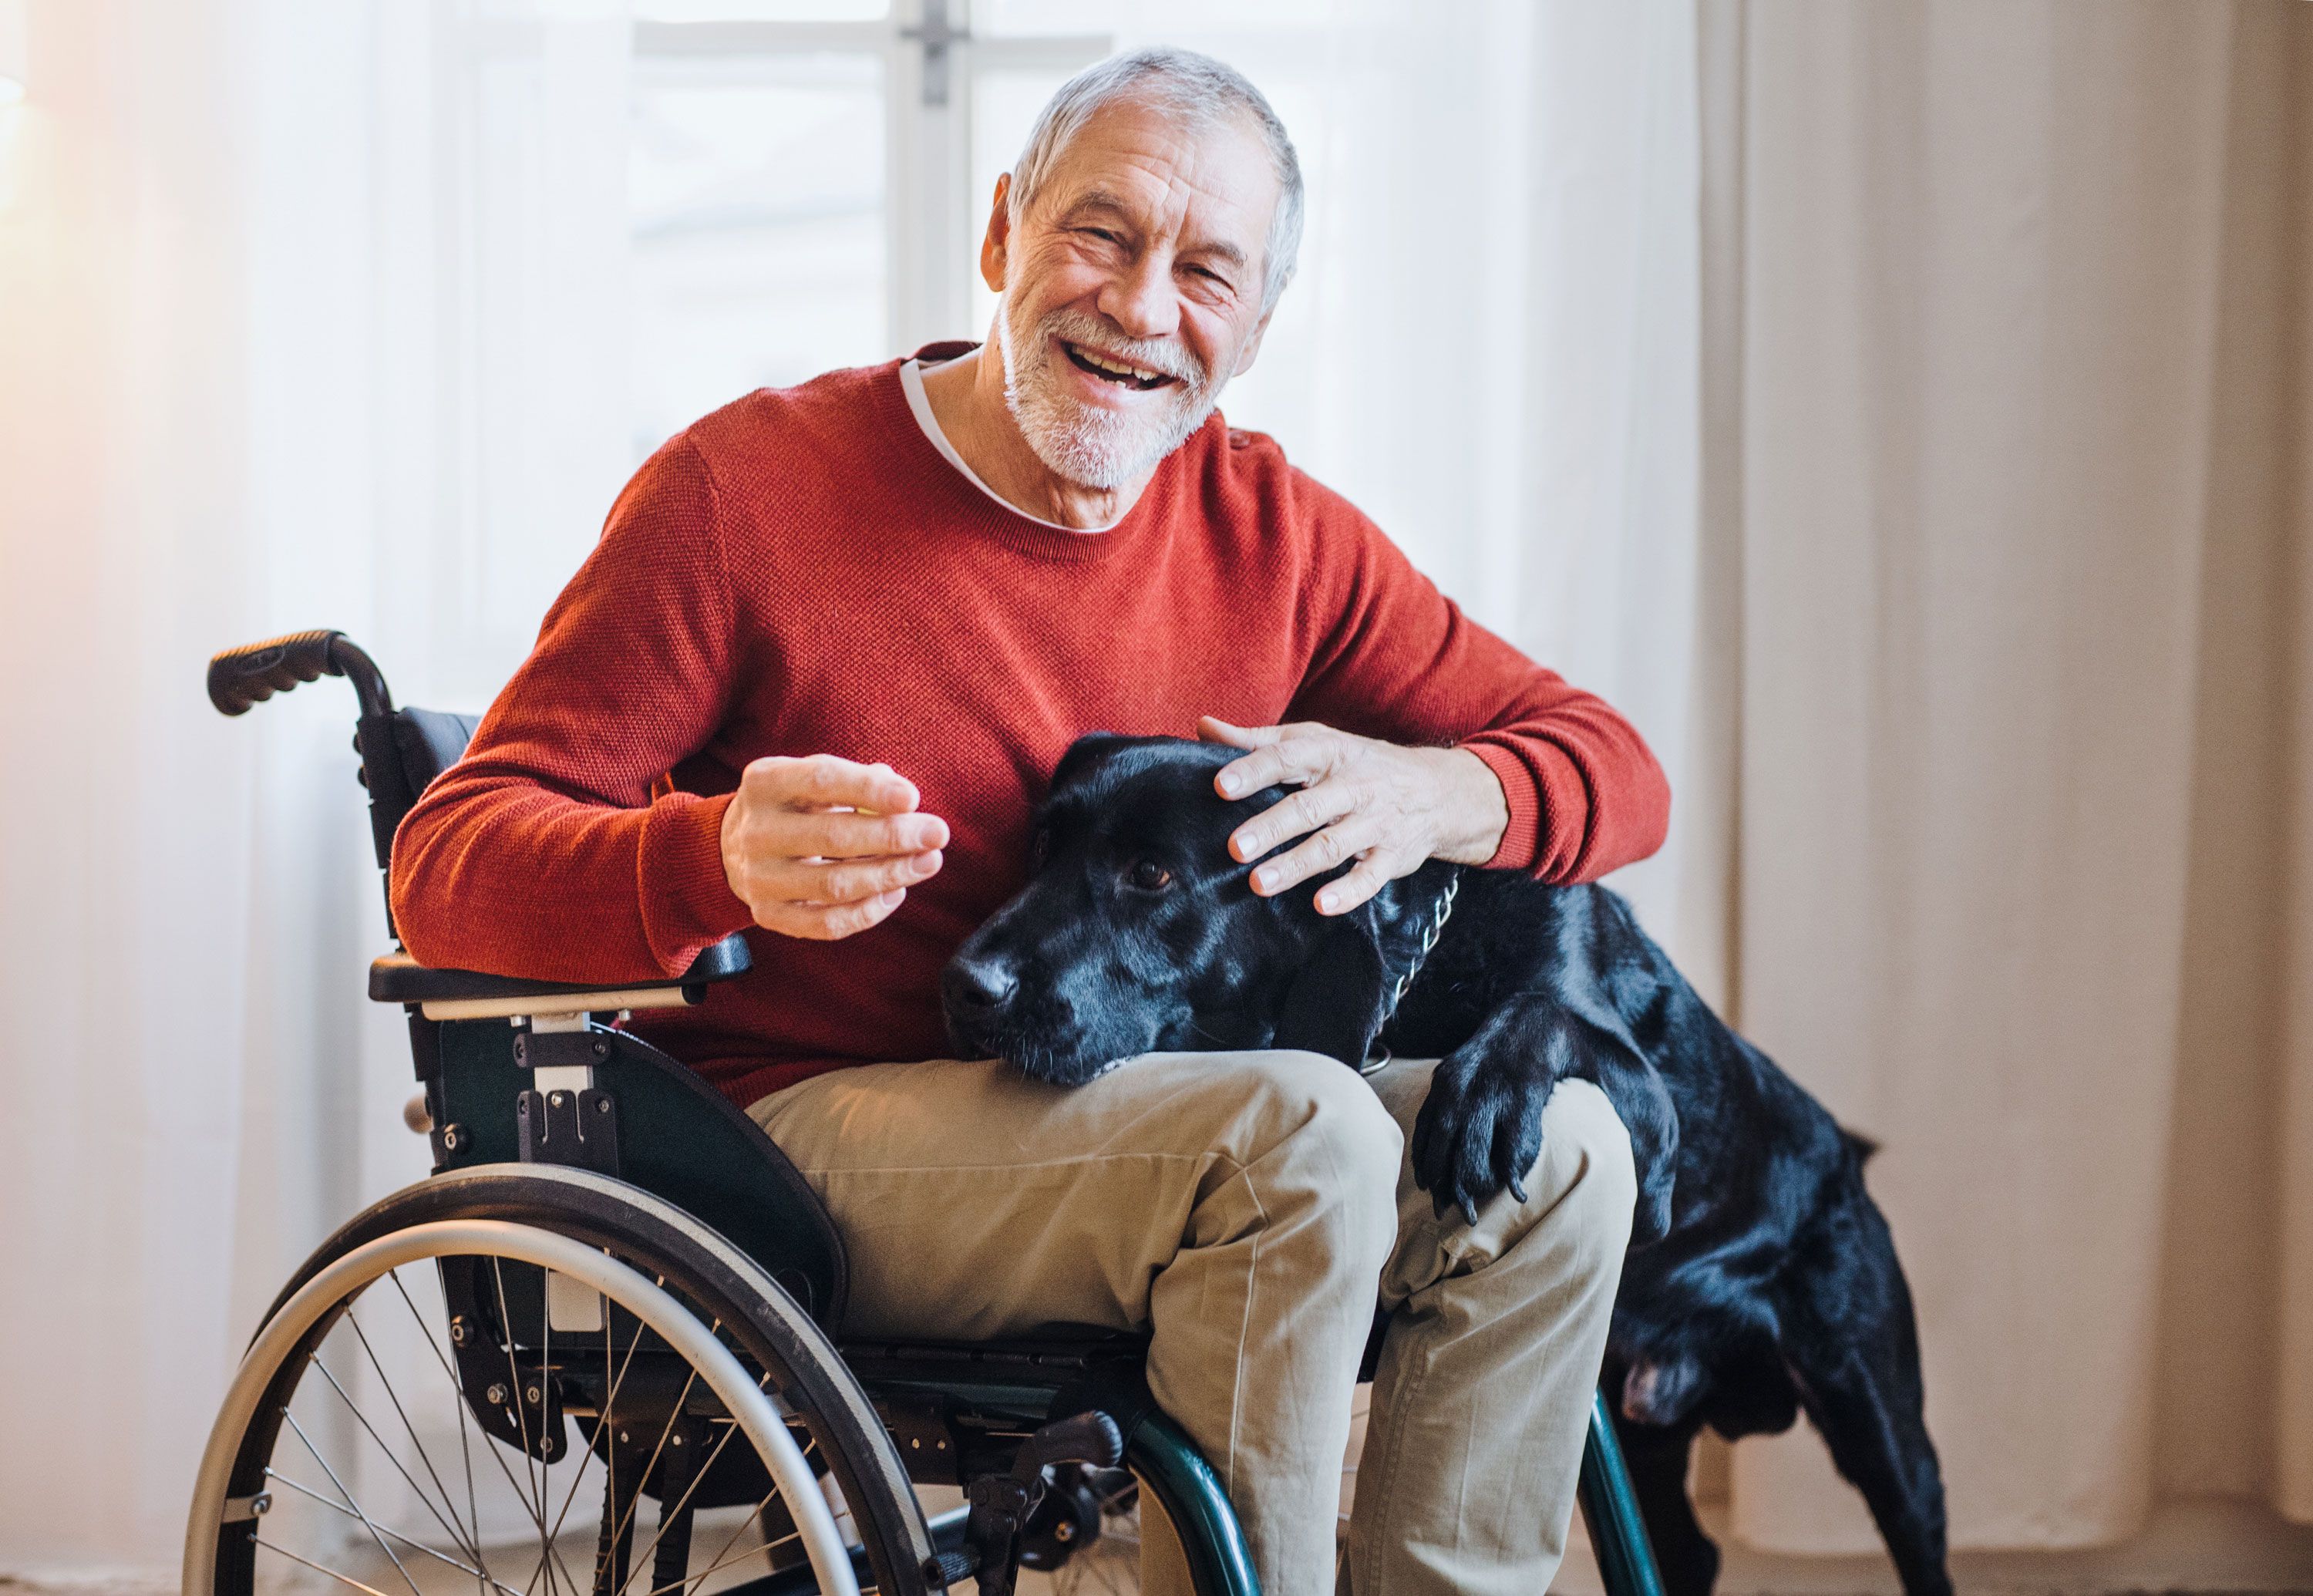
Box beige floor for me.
[31,1385,2313,1595]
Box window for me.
[424,2,1362,699]
[626,1,1111,454]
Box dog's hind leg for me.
[1781,1194,1952,1596]
[1611,1408,1720,1596]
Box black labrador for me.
[941,734,1950,1596]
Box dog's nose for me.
[944,955,1018,1014]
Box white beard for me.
[998,301,1227,491]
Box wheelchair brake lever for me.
[1013,1409,1124,1480]
[959,1409,1126,1596]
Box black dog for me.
[942,734,1951,1596]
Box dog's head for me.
[941,733,1432,1085]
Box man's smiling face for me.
[988,96,1282,490]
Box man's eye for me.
[1128,860,1173,891]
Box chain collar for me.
[1359,870,1460,1076]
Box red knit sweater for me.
[390,351,1671,1106]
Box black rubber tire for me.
[196,1163,934,1595]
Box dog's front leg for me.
[1410,995,1678,1237]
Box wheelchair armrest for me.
[369,933,752,1020]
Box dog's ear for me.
[1271,914,1392,1068]
[1268,888,1388,1064]
[1271,868,1456,1069]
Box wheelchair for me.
[185,630,1669,1596]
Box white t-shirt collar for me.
[897,355,1121,535]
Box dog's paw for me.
[1409,1052,1557,1224]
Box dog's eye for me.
[1029,827,1051,870]
[1127,860,1173,892]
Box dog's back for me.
[1421,874,1948,1596]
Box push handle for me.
[207,630,349,716]
[207,630,393,721]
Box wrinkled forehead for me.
[1030,96,1278,260]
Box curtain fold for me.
[0,0,637,1577]
[1719,0,2313,1554]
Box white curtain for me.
[5,0,2311,1585]
[0,0,635,1578]
[1713,0,2313,1565]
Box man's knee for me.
[1194,1049,1402,1251]
[1534,1078,1639,1270]
[1233,1049,1403,1173]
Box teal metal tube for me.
[1577,1389,1666,1596]
[1127,1410,1263,1596]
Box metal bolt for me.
[671,1432,685,1447]
[591,1039,608,1058]
[526,1386,543,1405]
[251,1492,272,1516]
[449,1317,470,1346]
[619,1429,631,1444]
[549,1092,567,1109]
[486,1383,508,1406]
[596,1097,611,1114]
[441,1125,462,1150]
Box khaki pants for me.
[749,1051,1635,1596]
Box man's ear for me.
[1271,911,1391,1069]
[1230,301,1279,379]
[981,173,1014,293]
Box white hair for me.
[1007,46,1305,314]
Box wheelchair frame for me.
[194,629,1668,1596]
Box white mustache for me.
[1039,309,1208,389]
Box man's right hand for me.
[720,755,948,941]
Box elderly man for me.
[395,46,1665,1596]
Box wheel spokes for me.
[262,1467,527,1596]
[312,1349,480,1565]
[232,1240,853,1596]
[617,1379,768,1594]
[278,1406,429,1596]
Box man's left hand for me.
[1199,716,1510,916]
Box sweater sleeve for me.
[1283,475,1670,884]
[389,436,756,982]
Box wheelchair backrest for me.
[207,631,847,1325]
[394,706,483,796]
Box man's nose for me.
[1096,252,1180,342]
[943,954,1019,1015]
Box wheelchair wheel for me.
[1043,1466,1142,1595]
[186,1165,934,1596]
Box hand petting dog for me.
[1198,716,1510,914]
[943,735,1953,1596]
